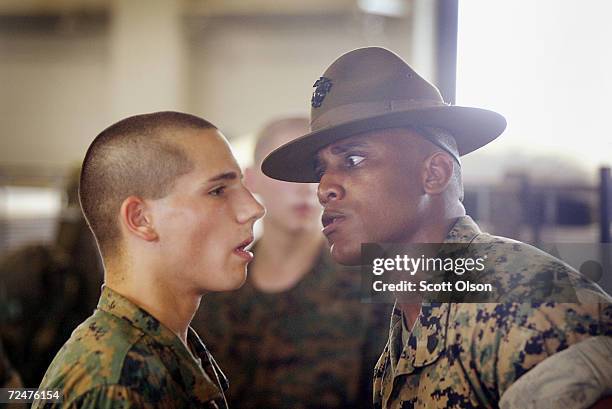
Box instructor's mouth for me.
[321,211,346,236]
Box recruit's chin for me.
[226,263,249,290]
[203,261,249,293]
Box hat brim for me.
[261,105,506,182]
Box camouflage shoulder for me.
[469,233,611,303]
[447,299,610,399]
[38,309,145,404]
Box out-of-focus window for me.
[457,0,612,179]
[0,187,62,256]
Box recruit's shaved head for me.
[79,111,216,260]
[253,117,309,165]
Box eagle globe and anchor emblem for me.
[311,77,333,108]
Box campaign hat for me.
[262,47,506,182]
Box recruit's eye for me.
[209,186,226,196]
[345,154,365,167]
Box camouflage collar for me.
[389,216,482,378]
[443,215,482,244]
[97,286,228,402]
[388,302,450,370]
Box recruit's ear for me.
[119,196,158,242]
[422,151,454,195]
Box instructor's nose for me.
[317,172,345,205]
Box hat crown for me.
[311,47,445,130]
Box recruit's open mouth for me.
[234,237,254,260]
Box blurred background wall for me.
[0,0,434,254]
[0,0,425,169]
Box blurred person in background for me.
[193,117,390,409]
[0,168,103,387]
[0,338,27,408]
[33,111,264,408]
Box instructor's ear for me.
[119,196,158,242]
[422,152,454,195]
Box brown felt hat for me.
[261,47,506,182]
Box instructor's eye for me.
[209,186,226,196]
[314,165,326,180]
[345,155,365,167]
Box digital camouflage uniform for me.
[373,216,612,408]
[32,286,228,409]
[499,336,612,409]
[194,244,390,409]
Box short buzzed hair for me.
[254,117,309,165]
[79,111,216,259]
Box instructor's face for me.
[316,128,428,265]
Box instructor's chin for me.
[330,243,361,266]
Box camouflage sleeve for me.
[499,336,612,409]
[462,300,612,405]
[495,301,612,397]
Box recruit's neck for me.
[105,263,200,345]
